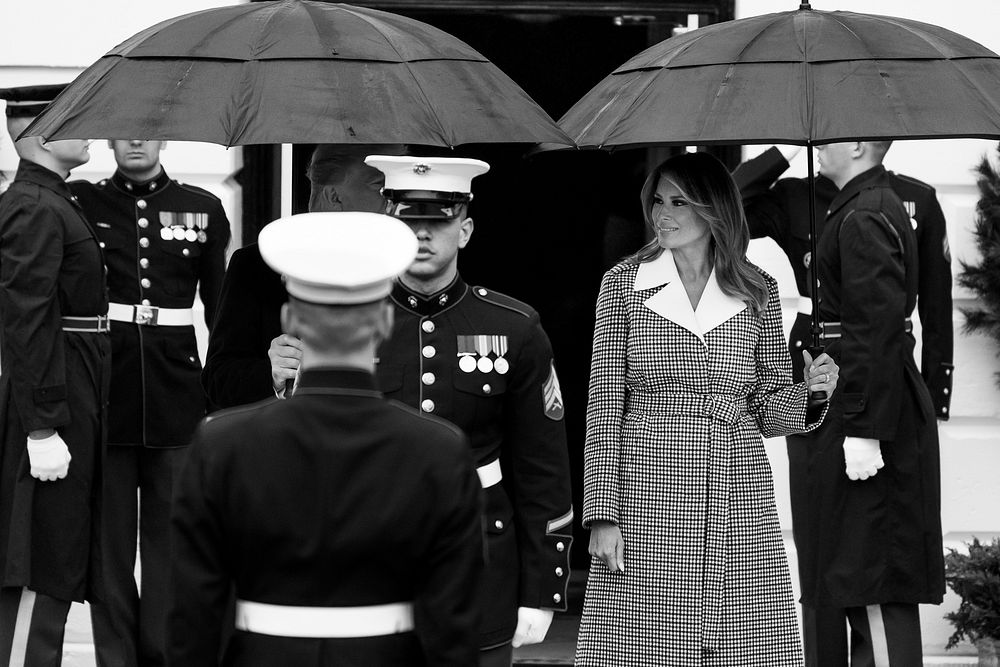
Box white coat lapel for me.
[696,270,747,334]
[635,250,747,341]
[635,251,702,340]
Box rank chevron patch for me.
[542,361,564,421]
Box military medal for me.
[160,227,173,241]
[477,356,493,373]
[172,227,186,240]
[197,231,208,243]
[493,336,509,375]
[185,229,198,242]
[459,355,477,373]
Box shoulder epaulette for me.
[888,171,935,193]
[471,285,536,318]
[174,180,223,203]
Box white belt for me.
[797,296,812,316]
[234,600,414,638]
[108,302,194,326]
[477,458,502,489]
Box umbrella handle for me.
[807,344,829,403]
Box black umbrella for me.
[23,0,571,148]
[558,2,1000,357]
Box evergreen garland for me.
[959,144,1000,389]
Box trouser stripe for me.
[9,589,36,667]
[865,604,891,667]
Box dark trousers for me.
[90,445,186,667]
[479,642,513,667]
[802,603,923,666]
[0,587,72,667]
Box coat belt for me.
[626,392,748,426]
[820,318,912,340]
[477,458,502,488]
[234,600,415,638]
[61,315,110,333]
[108,302,194,326]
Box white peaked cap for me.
[364,155,490,195]
[258,212,417,305]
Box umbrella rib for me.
[320,4,456,146]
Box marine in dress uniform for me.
[365,155,574,667]
[0,84,112,666]
[795,142,944,666]
[69,140,231,666]
[732,145,954,414]
[167,212,483,667]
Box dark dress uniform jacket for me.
[0,159,111,601]
[378,277,574,647]
[70,170,230,446]
[167,369,483,667]
[798,166,944,608]
[201,242,285,409]
[732,147,954,417]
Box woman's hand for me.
[803,349,840,401]
[589,520,625,572]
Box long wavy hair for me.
[627,152,769,316]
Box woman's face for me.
[651,176,712,254]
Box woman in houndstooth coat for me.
[575,153,838,666]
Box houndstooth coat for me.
[576,250,824,666]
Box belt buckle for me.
[134,305,158,325]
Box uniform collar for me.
[14,159,75,201]
[827,164,888,219]
[110,167,170,197]
[295,367,381,394]
[634,249,747,342]
[391,274,467,316]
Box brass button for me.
[421,372,435,385]
[478,288,487,296]
[482,384,491,394]
[555,567,564,577]
[139,258,149,269]
[141,299,151,306]
[137,200,147,210]
[99,241,106,249]
[556,541,565,553]
[182,248,190,257]
[494,520,504,530]
[137,217,149,228]
[140,278,151,288]
[139,237,149,248]
[552,593,562,604]
[421,399,435,413]
[422,345,436,359]
[421,320,435,333]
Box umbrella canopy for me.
[23,0,572,147]
[560,4,1000,149]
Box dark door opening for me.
[242,0,738,579]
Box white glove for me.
[843,437,883,481]
[27,432,72,481]
[511,607,554,647]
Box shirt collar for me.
[391,274,468,316]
